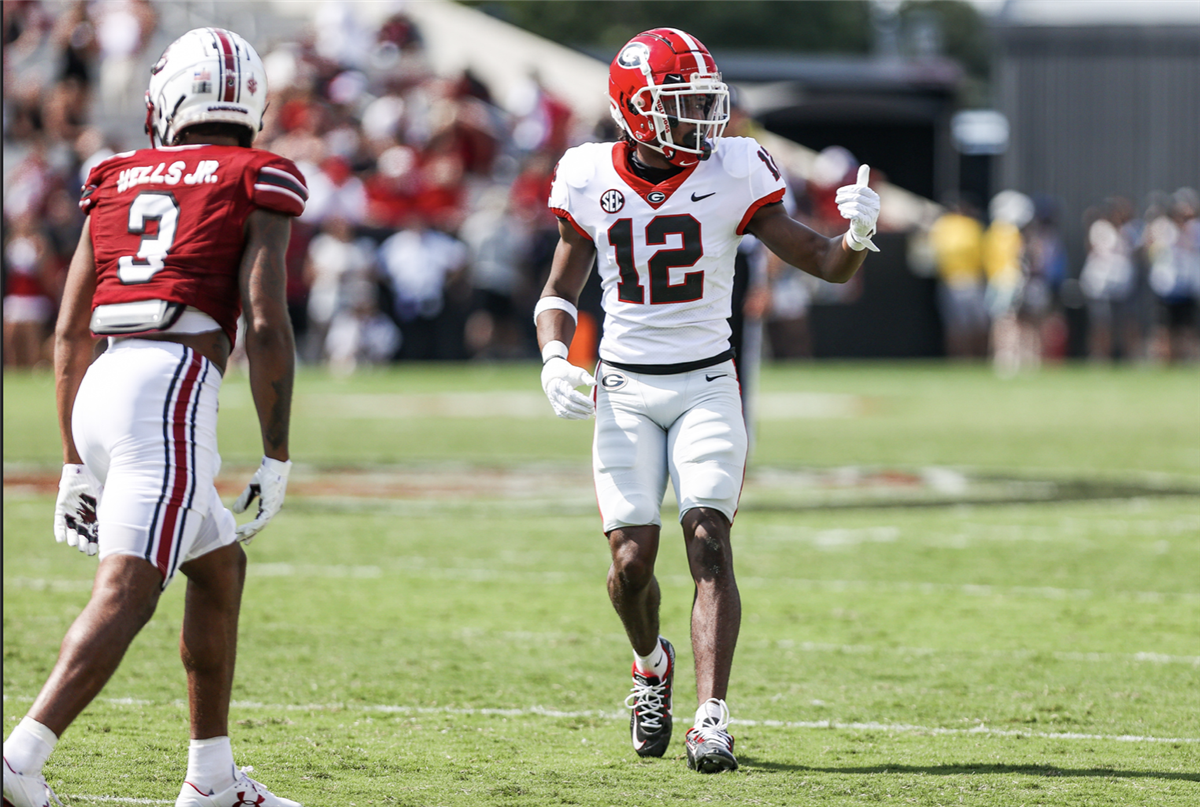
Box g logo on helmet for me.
[600,189,625,214]
[617,42,650,69]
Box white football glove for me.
[232,457,292,543]
[54,464,102,556]
[836,164,881,253]
[540,344,596,420]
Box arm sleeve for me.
[547,154,571,219]
[251,155,309,217]
[737,144,788,235]
[547,150,592,241]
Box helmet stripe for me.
[205,29,221,107]
[667,28,707,74]
[212,28,237,102]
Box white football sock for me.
[695,698,726,727]
[633,637,669,678]
[185,736,236,794]
[3,716,58,776]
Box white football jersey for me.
[550,137,786,366]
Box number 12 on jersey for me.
[609,214,704,305]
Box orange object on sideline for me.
[569,310,599,369]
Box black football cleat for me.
[623,638,675,757]
[685,698,738,773]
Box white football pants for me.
[593,358,747,533]
[72,338,237,587]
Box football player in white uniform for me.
[535,28,880,773]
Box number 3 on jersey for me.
[609,215,704,304]
[117,191,180,284]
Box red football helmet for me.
[608,28,730,168]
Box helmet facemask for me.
[636,75,729,163]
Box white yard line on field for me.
[9,567,1200,605]
[59,798,173,805]
[293,391,864,420]
[5,695,1197,745]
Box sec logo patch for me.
[601,189,625,213]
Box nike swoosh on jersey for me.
[691,192,716,202]
[705,373,727,382]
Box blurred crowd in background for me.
[4,0,1199,374]
[926,185,1200,374]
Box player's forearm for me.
[54,222,98,465]
[537,230,594,352]
[54,334,93,465]
[816,234,868,284]
[536,308,578,353]
[244,322,294,462]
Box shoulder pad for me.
[557,143,604,189]
[715,137,758,180]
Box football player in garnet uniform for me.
[535,28,881,773]
[4,29,306,807]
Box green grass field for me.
[4,361,1199,806]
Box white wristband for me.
[533,296,578,324]
[541,340,570,363]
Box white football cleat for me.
[175,767,301,807]
[2,757,61,807]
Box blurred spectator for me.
[52,1,97,89]
[983,190,1036,375]
[1080,196,1139,362]
[41,185,84,291]
[325,279,401,376]
[5,141,57,220]
[507,71,573,156]
[459,186,534,359]
[376,220,469,360]
[928,195,988,359]
[1023,196,1070,361]
[763,259,815,360]
[41,73,89,143]
[3,210,56,368]
[303,217,378,363]
[302,155,369,226]
[93,0,157,119]
[1146,187,1200,363]
[314,1,374,72]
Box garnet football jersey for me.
[549,137,785,366]
[80,144,308,346]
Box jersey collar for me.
[612,141,699,210]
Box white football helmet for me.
[145,27,267,147]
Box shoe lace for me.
[690,698,733,748]
[624,675,669,730]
